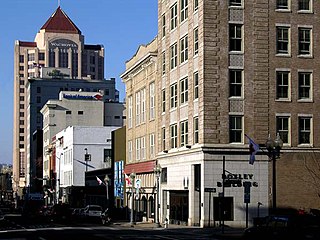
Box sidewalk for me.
[113,221,244,239]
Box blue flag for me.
[245,134,259,165]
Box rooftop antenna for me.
[58,0,61,7]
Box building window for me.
[299,117,311,144]
[180,120,188,147]
[128,141,132,162]
[298,72,311,100]
[229,116,242,143]
[276,71,290,100]
[194,0,198,11]
[170,124,178,149]
[180,77,188,104]
[276,116,290,144]
[19,96,24,101]
[36,96,41,103]
[28,53,35,61]
[162,52,166,75]
[20,88,24,93]
[162,89,166,113]
[136,138,141,160]
[19,66,24,71]
[78,111,84,115]
[135,91,141,125]
[194,28,199,56]
[180,0,188,22]
[37,87,41,94]
[141,137,146,160]
[298,28,311,55]
[194,71,199,100]
[141,88,146,123]
[19,55,24,63]
[170,43,178,70]
[38,52,45,61]
[150,133,155,158]
[66,110,71,115]
[229,69,242,97]
[170,3,178,30]
[276,27,290,54]
[20,112,24,117]
[162,14,166,38]
[20,104,24,109]
[150,82,155,120]
[161,168,167,183]
[128,96,132,128]
[298,0,311,11]
[162,127,166,151]
[180,35,188,64]
[194,117,199,144]
[276,0,289,10]
[170,83,178,109]
[230,0,242,6]
[19,119,24,125]
[229,24,242,52]
[19,128,24,133]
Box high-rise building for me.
[124,0,320,228]
[13,7,106,196]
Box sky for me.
[0,0,158,165]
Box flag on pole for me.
[124,173,131,186]
[245,134,260,165]
[96,176,104,185]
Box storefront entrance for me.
[169,191,188,225]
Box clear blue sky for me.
[0,0,158,165]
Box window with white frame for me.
[170,3,178,30]
[229,69,242,97]
[230,0,242,6]
[298,72,311,100]
[170,43,178,69]
[141,137,146,159]
[141,88,146,123]
[299,116,312,144]
[298,0,311,11]
[162,127,166,151]
[135,91,141,125]
[194,71,199,100]
[276,26,290,54]
[150,133,155,158]
[180,35,188,64]
[276,71,290,100]
[180,120,188,146]
[229,115,242,143]
[229,24,242,52]
[298,28,311,55]
[170,83,178,108]
[194,116,199,144]
[162,89,166,112]
[276,0,289,10]
[136,138,141,160]
[180,0,188,22]
[180,77,188,104]
[128,95,132,128]
[194,0,198,11]
[194,28,199,56]
[128,141,132,162]
[162,14,166,38]
[276,116,290,144]
[170,124,178,148]
[162,51,166,75]
[150,82,155,120]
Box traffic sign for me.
[204,187,216,193]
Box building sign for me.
[63,93,103,101]
[40,67,70,78]
[49,39,78,49]
[217,173,258,188]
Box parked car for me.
[243,214,320,240]
[83,205,103,218]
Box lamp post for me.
[130,172,136,227]
[266,133,283,211]
[154,164,162,228]
[84,148,91,172]
[104,175,110,207]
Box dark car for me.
[244,214,320,240]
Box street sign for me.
[204,187,216,193]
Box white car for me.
[84,205,102,218]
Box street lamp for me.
[130,171,136,227]
[84,148,91,172]
[266,133,283,211]
[154,164,162,228]
[104,175,110,207]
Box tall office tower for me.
[155,0,320,227]
[13,7,105,195]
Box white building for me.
[55,126,120,203]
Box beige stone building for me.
[121,38,159,222]
[132,0,320,228]
[13,7,105,195]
